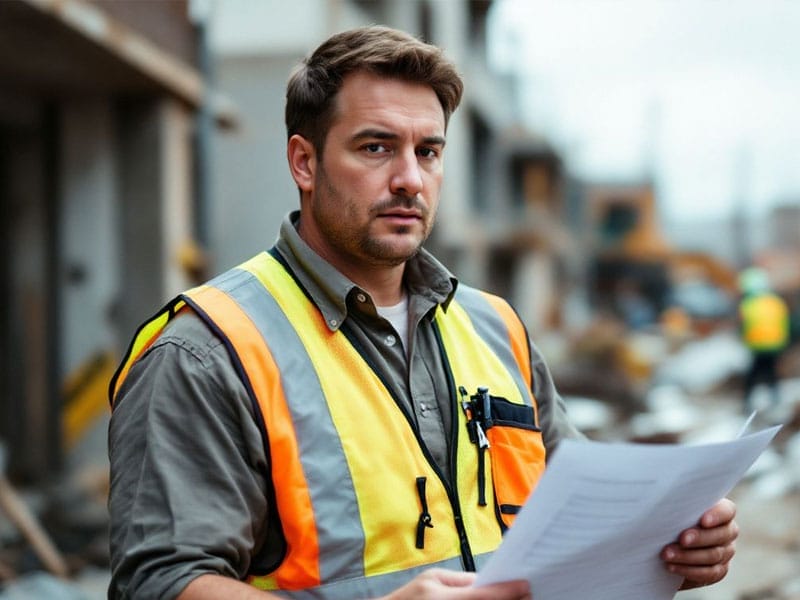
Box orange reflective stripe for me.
[186,285,321,589]
[479,293,535,409]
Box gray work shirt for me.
[108,212,581,600]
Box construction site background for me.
[1,1,799,598]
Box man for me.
[108,26,737,599]
[738,267,791,412]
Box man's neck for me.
[295,216,408,306]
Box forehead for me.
[330,71,446,133]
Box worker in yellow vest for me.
[738,267,790,412]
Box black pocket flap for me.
[489,396,538,430]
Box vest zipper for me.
[415,476,434,548]
[433,323,477,572]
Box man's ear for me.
[287,134,316,193]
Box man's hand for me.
[661,498,738,590]
[382,568,531,600]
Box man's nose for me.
[389,150,423,197]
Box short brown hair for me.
[285,26,464,154]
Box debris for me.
[563,396,616,434]
[0,572,88,600]
[654,330,749,394]
[629,384,702,441]
[0,444,69,579]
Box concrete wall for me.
[212,54,301,271]
[60,100,119,375]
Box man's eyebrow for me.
[351,129,398,142]
[351,129,446,146]
[421,135,447,147]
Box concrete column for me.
[428,0,471,247]
[0,122,51,479]
[513,251,555,333]
[60,100,118,375]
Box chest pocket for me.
[483,395,544,530]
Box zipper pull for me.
[415,476,434,549]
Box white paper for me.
[475,425,781,600]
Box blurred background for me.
[0,0,798,598]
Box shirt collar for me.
[274,211,457,331]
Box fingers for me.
[673,562,731,590]
[470,580,531,600]
[384,569,531,600]
[678,516,740,549]
[698,498,736,528]
[661,498,739,589]
[663,539,735,589]
[427,569,477,588]
[663,539,736,567]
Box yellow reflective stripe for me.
[248,574,278,591]
[110,297,190,402]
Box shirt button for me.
[356,293,367,303]
[329,319,338,327]
[384,334,396,347]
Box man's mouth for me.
[379,208,422,220]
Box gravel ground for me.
[669,371,800,600]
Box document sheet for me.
[475,424,780,600]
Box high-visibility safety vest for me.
[740,293,790,352]
[110,251,546,599]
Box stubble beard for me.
[315,170,435,268]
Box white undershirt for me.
[376,294,409,353]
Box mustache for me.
[371,195,427,215]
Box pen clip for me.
[475,421,490,449]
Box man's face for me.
[297,71,446,275]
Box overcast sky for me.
[489,0,800,222]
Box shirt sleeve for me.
[108,312,270,600]
[529,339,586,456]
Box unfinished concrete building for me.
[0,0,232,480]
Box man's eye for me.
[364,143,387,153]
[418,147,439,158]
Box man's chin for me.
[362,236,424,265]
